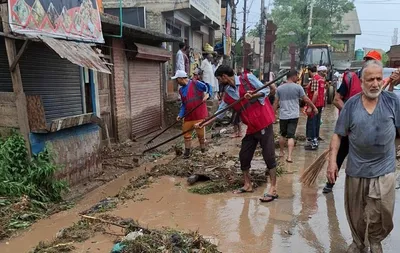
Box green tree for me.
[271,0,354,59]
[382,52,389,66]
[247,22,262,37]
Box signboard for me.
[190,0,221,25]
[8,0,104,43]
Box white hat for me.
[317,66,328,71]
[171,70,188,79]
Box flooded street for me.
[1,105,400,252]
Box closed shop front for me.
[0,40,83,122]
[128,59,162,137]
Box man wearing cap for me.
[195,65,279,202]
[323,50,381,193]
[172,70,210,159]
[305,65,327,150]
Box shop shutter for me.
[128,59,162,137]
[0,39,13,92]
[19,41,83,122]
[193,32,203,52]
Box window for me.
[304,47,330,66]
[166,21,182,37]
[333,40,349,53]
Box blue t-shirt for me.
[335,91,400,178]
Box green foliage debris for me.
[0,132,69,239]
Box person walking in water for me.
[327,60,400,253]
[273,70,318,163]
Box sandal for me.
[233,188,254,194]
[259,193,279,202]
[286,159,293,163]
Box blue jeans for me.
[306,114,318,141]
[306,108,323,141]
[315,107,323,138]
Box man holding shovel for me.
[173,70,211,159]
[195,65,278,202]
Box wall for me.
[97,70,115,143]
[29,124,102,186]
[332,35,356,62]
[111,38,131,141]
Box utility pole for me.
[242,0,248,70]
[307,0,314,45]
[259,0,266,80]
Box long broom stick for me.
[142,70,290,153]
[300,149,330,186]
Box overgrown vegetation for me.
[0,132,69,239]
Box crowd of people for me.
[173,45,400,252]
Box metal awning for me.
[39,36,111,74]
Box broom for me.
[300,149,330,186]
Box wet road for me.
[110,105,400,253]
[1,105,400,252]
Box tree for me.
[271,0,355,59]
[247,22,262,37]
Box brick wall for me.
[29,124,102,186]
[111,38,131,141]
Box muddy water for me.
[109,106,400,253]
[2,106,400,253]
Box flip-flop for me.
[259,193,279,203]
[233,188,254,194]
[286,159,293,163]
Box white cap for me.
[317,66,328,71]
[171,70,188,79]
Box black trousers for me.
[326,136,349,187]
[239,125,276,171]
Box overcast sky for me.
[236,0,399,51]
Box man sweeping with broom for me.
[195,65,278,202]
[172,70,211,159]
[327,60,400,253]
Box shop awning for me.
[39,35,111,74]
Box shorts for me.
[239,125,276,171]
[279,118,299,139]
[182,119,205,142]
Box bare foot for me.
[278,152,285,157]
[286,157,293,163]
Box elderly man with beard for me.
[327,60,400,253]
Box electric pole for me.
[242,0,247,70]
[307,0,314,45]
[259,0,266,80]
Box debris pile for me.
[119,149,285,197]
[32,214,220,253]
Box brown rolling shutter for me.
[129,59,162,137]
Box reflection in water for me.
[326,193,348,252]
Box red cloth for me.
[307,74,325,108]
[179,80,208,121]
[223,73,275,134]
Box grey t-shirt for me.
[335,91,400,178]
[276,82,306,120]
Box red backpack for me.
[343,71,362,102]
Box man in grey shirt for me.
[273,70,318,163]
[327,60,400,253]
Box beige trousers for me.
[345,172,396,249]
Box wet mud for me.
[2,106,400,253]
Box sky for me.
[236,0,399,51]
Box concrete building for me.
[388,45,400,68]
[330,10,362,68]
